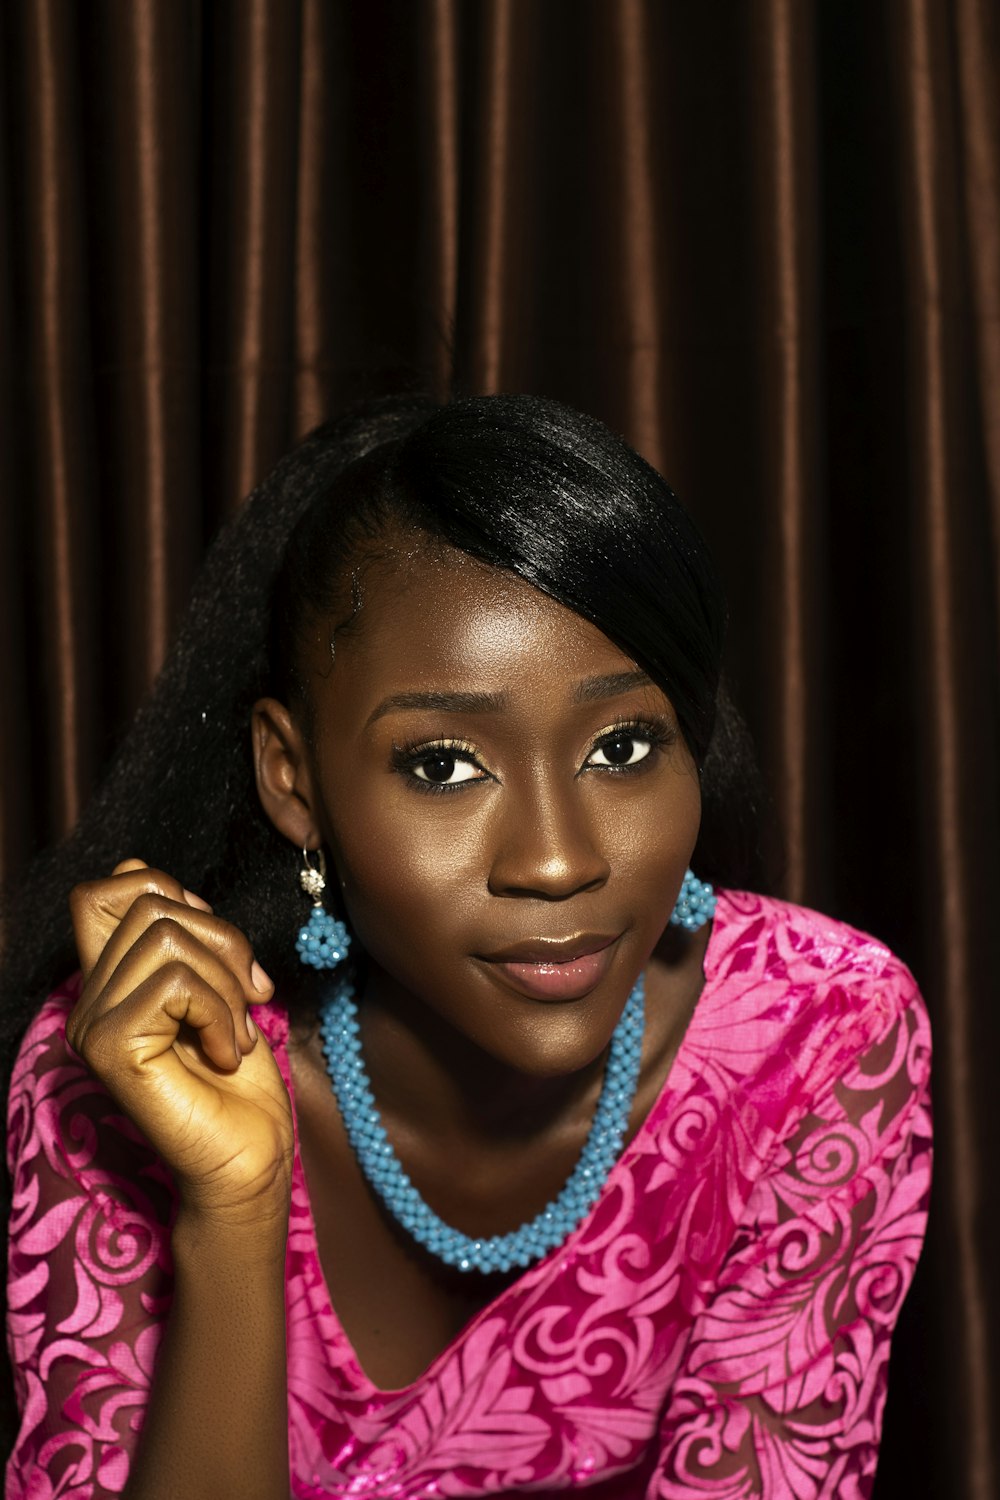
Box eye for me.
[391,739,490,791]
[587,733,653,769]
[584,717,674,772]
[411,750,485,786]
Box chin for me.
[482,997,622,1080]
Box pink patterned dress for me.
[5,892,932,1498]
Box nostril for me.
[487,789,612,899]
[488,843,611,900]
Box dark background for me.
[1,2,997,1495]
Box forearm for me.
[122,1204,291,1500]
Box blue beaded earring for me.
[669,868,717,932]
[295,848,351,970]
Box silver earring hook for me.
[299,847,327,904]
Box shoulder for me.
[714,885,916,974]
[6,976,177,1213]
[711,888,926,1019]
[7,977,85,1163]
[6,983,178,1492]
[702,889,930,1105]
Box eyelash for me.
[390,717,677,795]
[390,738,487,796]
[588,716,677,772]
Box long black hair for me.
[0,392,764,1077]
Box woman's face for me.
[293,537,702,1078]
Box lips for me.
[480,933,621,1001]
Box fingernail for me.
[246,1013,258,1041]
[182,888,213,911]
[251,961,272,993]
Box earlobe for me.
[251,697,322,849]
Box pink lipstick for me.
[484,935,620,1001]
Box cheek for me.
[321,752,702,981]
[594,763,702,878]
[324,789,489,961]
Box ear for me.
[251,697,323,850]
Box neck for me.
[354,968,608,1147]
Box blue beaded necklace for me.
[319,974,646,1274]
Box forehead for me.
[303,537,642,704]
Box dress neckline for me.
[277,890,732,1401]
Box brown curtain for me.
[1,1,997,1494]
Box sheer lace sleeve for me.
[648,962,932,1500]
[5,985,176,1500]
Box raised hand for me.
[67,859,294,1229]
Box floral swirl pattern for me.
[5,892,932,1498]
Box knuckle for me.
[158,958,195,996]
[64,1009,82,1053]
[133,892,170,925]
[80,1011,124,1071]
[224,926,255,971]
[68,881,92,913]
[144,914,185,953]
[224,972,248,1013]
[68,1008,108,1068]
[68,880,106,922]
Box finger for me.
[112,859,212,913]
[73,877,272,1017]
[81,916,263,1056]
[71,866,206,977]
[71,960,247,1081]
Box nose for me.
[487,776,611,900]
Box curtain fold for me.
[417,0,460,401]
[206,0,301,513]
[748,0,825,907]
[608,0,665,473]
[292,0,338,439]
[87,0,202,702]
[0,140,27,877]
[954,0,1000,664]
[13,0,97,839]
[887,4,999,1494]
[464,0,517,394]
[1,2,996,1494]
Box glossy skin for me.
[67,535,709,1489]
[67,867,292,1500]
[256,536,703,1094]
[255,536,708,1386]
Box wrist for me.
[172,1192,290,1271]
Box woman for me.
[2,394,931,1498]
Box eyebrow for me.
[572,669,654,702]
[365,689,509,727]
[365,670,654,728]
